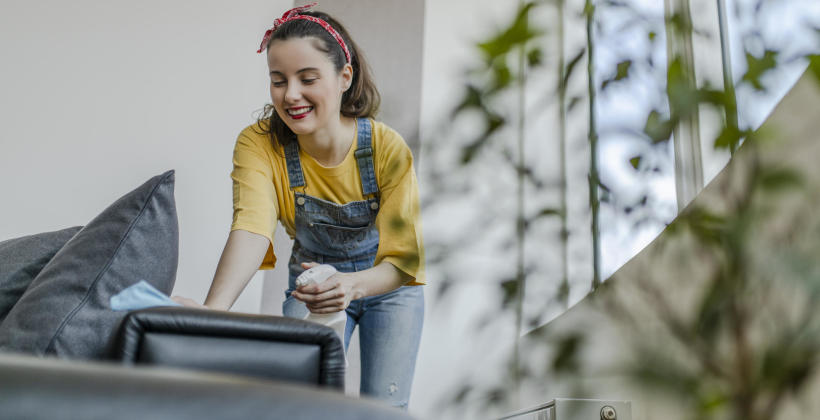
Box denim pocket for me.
[309,222,373,249]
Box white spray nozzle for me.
[295,264,338,288]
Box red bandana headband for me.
[256,2,351,64]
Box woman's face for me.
[267,37,352,137]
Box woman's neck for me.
[297,116,356,167]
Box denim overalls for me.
[282,118,424,409]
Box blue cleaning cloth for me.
[110,280,181,311]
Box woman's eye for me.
[302,79,316,85]
[272,80,286,87]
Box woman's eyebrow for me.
[269,67,320,76]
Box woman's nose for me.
[284,82,301,102]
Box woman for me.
[173,3,425,410]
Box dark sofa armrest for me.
[0,354,412,420]
[112,307,345,389]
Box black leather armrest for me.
[111,307,345,389]
[0,354,412,420]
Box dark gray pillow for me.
[0,226,83,323]
[0,170,178,359]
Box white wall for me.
[0,0,292,313]
[415,1,533,418]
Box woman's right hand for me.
[171,295,209,309]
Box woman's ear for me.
[341,63,353,92]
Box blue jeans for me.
[283,285,424,409]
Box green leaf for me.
[567,96,582,112]
[490,60,513,92]
[666,12,693,37]
[758,168,803,191]
[600,189,611,203]
[760,335,818,392]
[477,2,541,60]
[808,54,820,85]
[551,333,583,373]
[583,0,595,17]
[644,110,675,143]
[615,60,632,81]
[533,208,562,219]
[601,60,632,90]
[713,125,747,151]
[630,350,701,394]
[563,49,586,89]
[697,87,731,107]
[527,47,543,67]
[452,84,484,117]
[485,112,505,136]
[694,270,732,340]
[452,385,473,404]
[460,112,506,164]
[648,31,657,42]
[629,155,642,170]
[742,50,778,91]
[460,136,491,165]
[698,390,730,413]
[666,57,699,119]
[679,206,728,245]
[500,278,520,308]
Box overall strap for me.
[354,118,379,197]
[284,140,306,190]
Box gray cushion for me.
[0,170,178,359]
[0,226,83,323]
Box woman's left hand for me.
[291,262,358,313]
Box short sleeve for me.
[373,124,426,285]
[230,129,278,269]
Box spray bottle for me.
[295,264,347,346]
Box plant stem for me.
[586,0,602,290]
[558,0,570,308]
[716,0,740,155]
[512,0,529,397]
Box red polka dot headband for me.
[256,2,351,64]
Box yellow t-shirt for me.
[230,119,425,285]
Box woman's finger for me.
[293,286,343,304]
[296,276,341,295]
[307,299,346,311]
[300,261,320,269]
[171,296,204,308]
[308,307,342,314]
[312,288,345,303]
[313,277,341,293]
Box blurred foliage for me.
[429,0,820,418]
[429,1,576,415]
[742,50,779,91]
[608,136,820,420]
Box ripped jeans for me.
[284,284,424,409]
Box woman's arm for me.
[172,229,269,310]
[204,230,270,310]
[291,261,413,314]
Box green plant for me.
[424,0,820,418]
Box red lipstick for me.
[287,106,313,120]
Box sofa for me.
[0,308,411,419]
[0,170,414,419]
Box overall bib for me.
[282,118,424,409]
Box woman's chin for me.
[280,117,312,134]
[287,124,315,136]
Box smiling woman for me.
[266,37,356,166]
[171,3,425,411]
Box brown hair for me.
[255,11,380,149]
